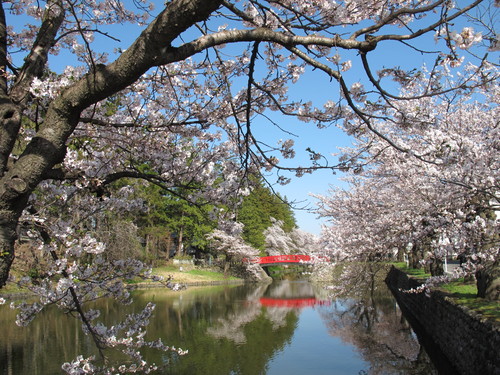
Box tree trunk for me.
[0,219,16,287]
[176,225,184,257]
[164,235,172,260]
[409,244,424,269]
[0,97,24,288]
[429,257,444,276]
[397,247,404,262]
[224,254,232,275]
[0,178,28,287]
[476,261,500,301]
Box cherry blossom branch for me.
[10,0,65,104]
[26,220,109,355]
[79,116,208,128]
[351,0,447,38]
[284,44,408,154]
[48,249,108,356]
[54,28,121,45]
[360,51,496,101]
[365,0,485,44]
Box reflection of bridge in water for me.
[258,280,331,309]
[259,297,331,308]
[246,255,329,267]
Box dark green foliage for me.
[134,182,218,258]
[237,179,296,250]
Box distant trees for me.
[237,178,296,251]
[264,219,320,256]
[132,177,298,262]
[134,182,217,260]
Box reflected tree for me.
[318,263,439,374]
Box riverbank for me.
[386,266,500,375]
[147,264,244,285]
[0,262,245,298]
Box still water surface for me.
[1,270,443,374]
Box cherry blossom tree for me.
[206,221,270,280]
[264,218,321,256]
[2,0,497,287]
[316,78,499,299]
[0,0,498,371]
[264,219,296,255]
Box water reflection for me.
[0,300,98,375]
[317,263,439,374]
[260,280,330,308]
[137,283,300,375]
[0,268,443,375]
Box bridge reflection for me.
[259,297,331,308]
[258,281,331,309]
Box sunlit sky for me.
[255,40,434,235]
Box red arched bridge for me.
[244,254,329,267]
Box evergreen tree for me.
[134,182,217,260]
[237,179,296,250]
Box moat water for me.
[1,265,452,374]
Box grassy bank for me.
[392,262,499,323]
[0,263,242,298]
[149,264,242,285]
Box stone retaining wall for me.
[385,267,500,375]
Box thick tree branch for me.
[161,27,378,64]
[10,0,65,104]
[1,0,223,211]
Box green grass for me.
[438,278,477,295]
[391,264,499,323]
[183,269,240,280]
[0,282,24,296]
[437,279,500,322]
[391,263,432,279]
[151,264,241,283]
[449,297,500,322]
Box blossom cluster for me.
[316,69,499,284]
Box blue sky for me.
[252,41,435,235]
[252,98,352,236]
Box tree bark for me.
[0,218,16,287]
[176,225,184,257]
[476,261,500,301]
